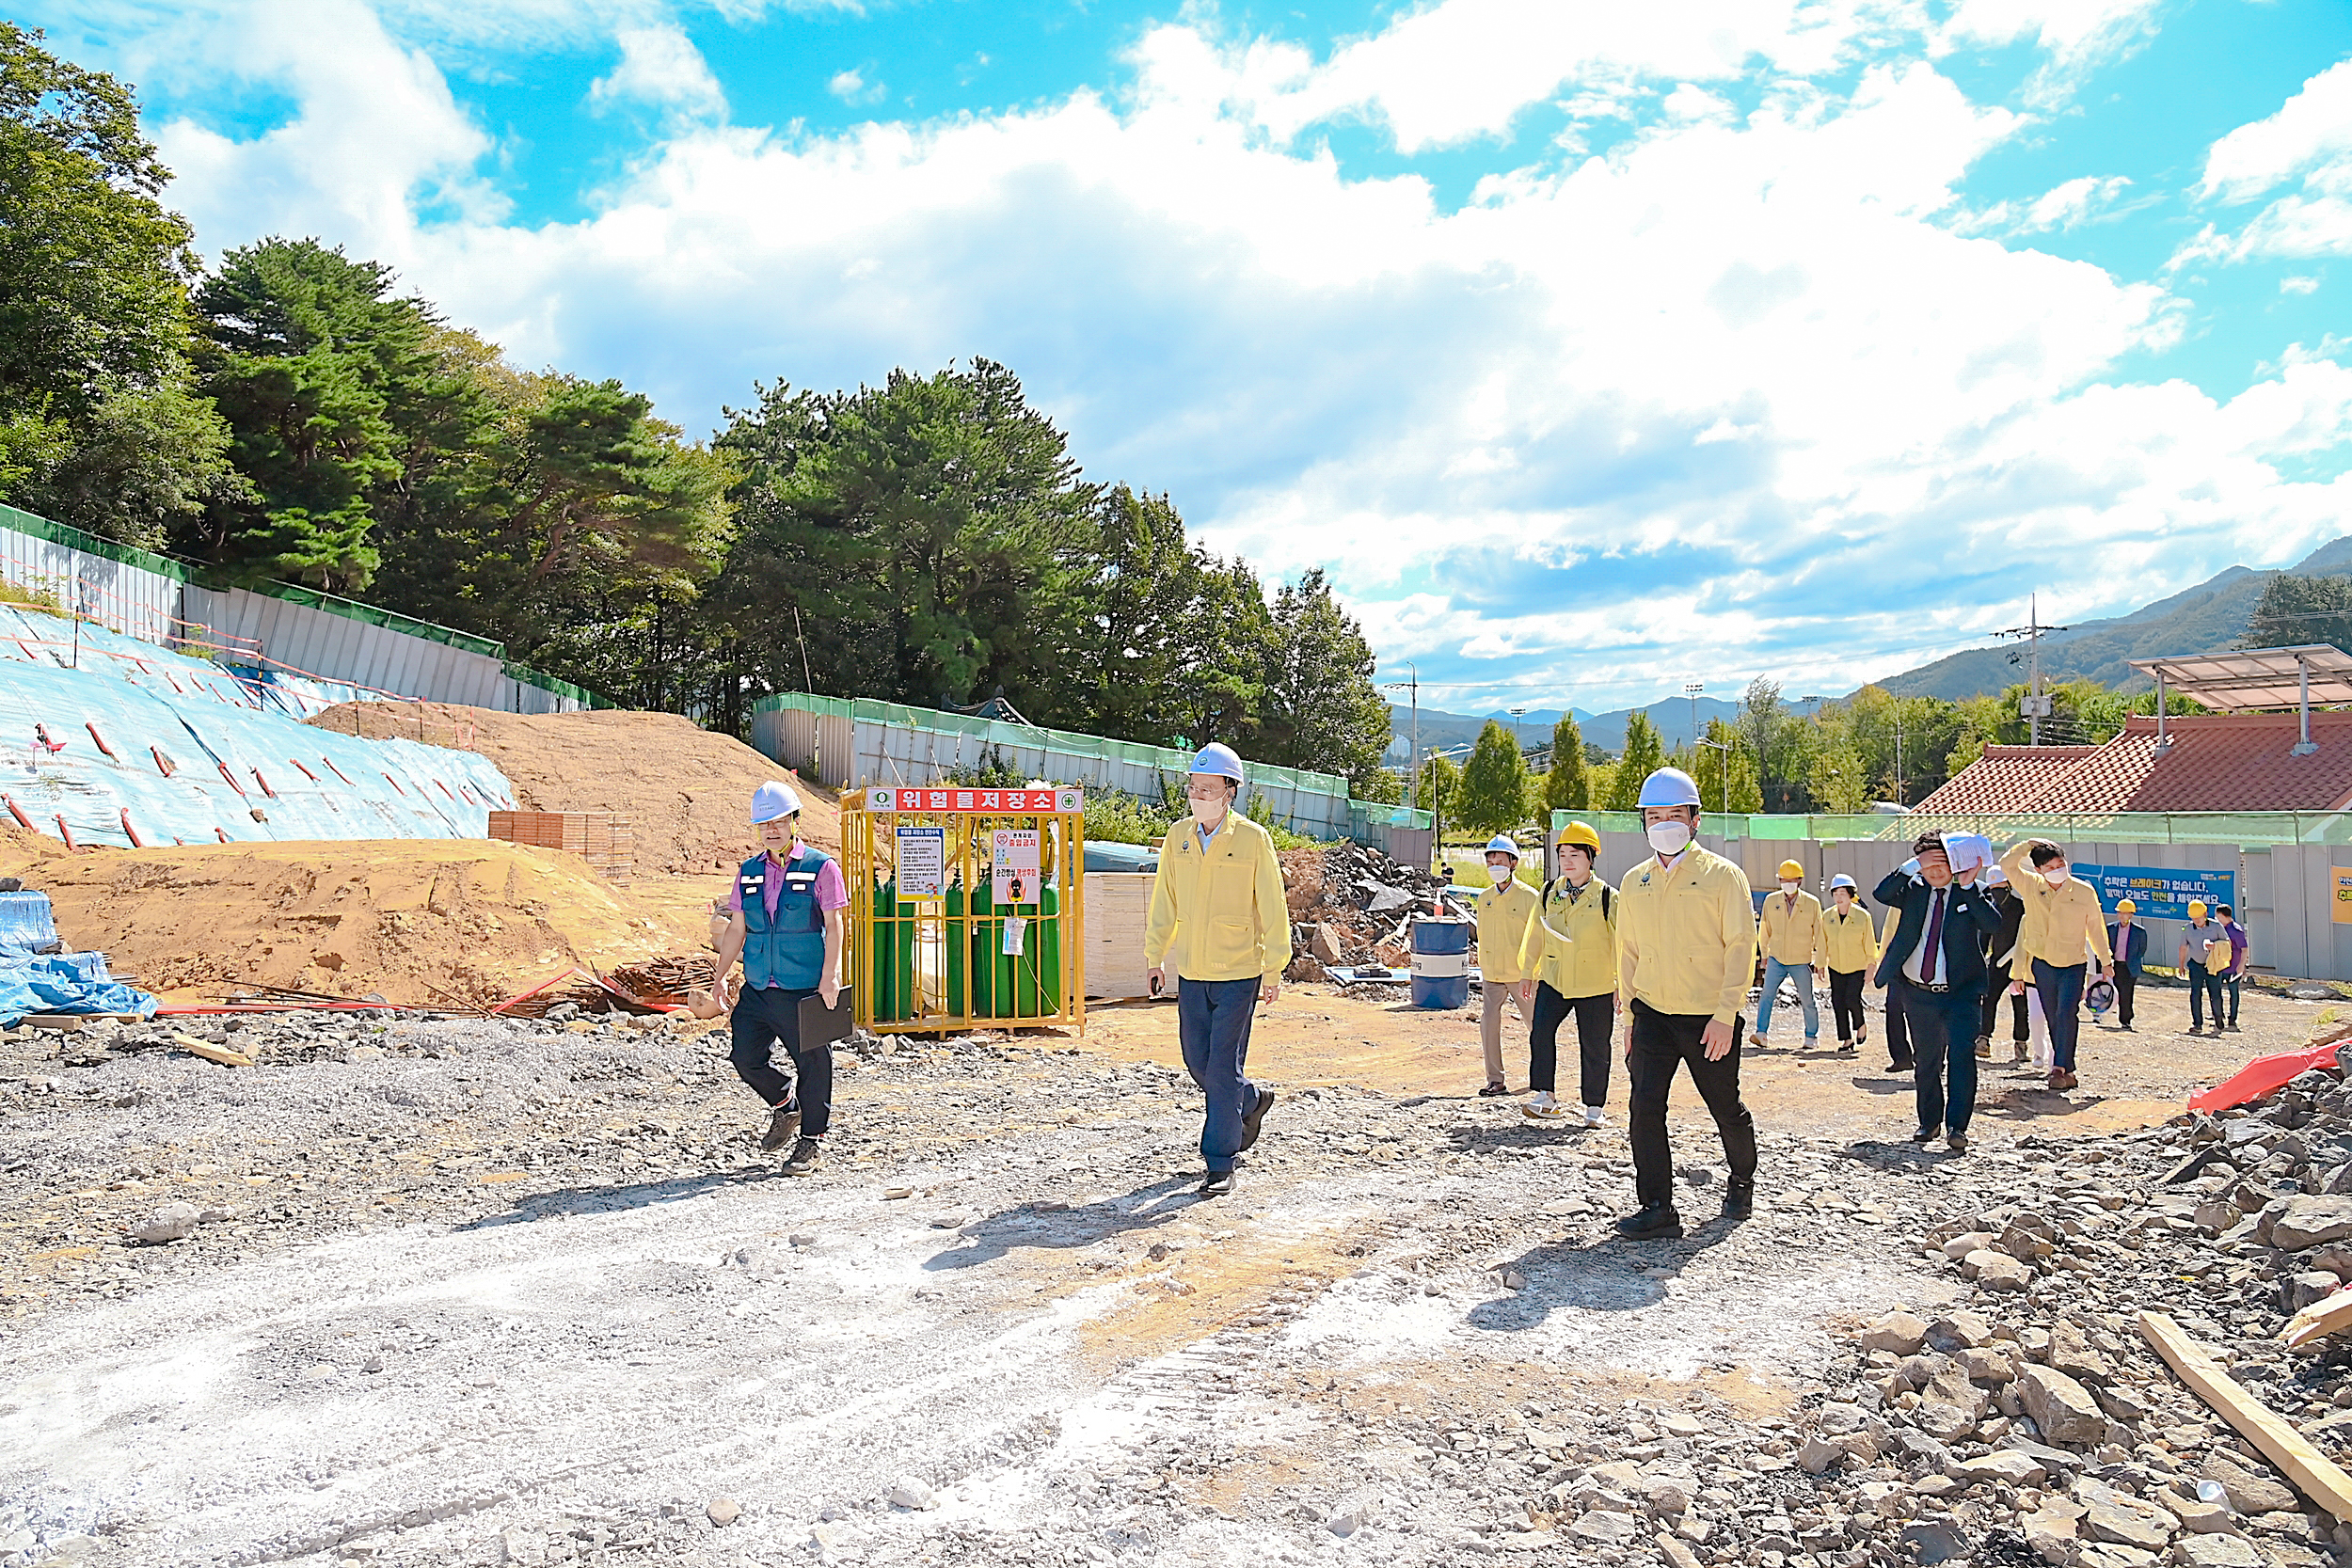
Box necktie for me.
[1923,890,1946,985]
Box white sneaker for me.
[1582,1104,1606,1128]
[1522,1091,1566,1120]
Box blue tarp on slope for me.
[0,649,517,850]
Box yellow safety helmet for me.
[2115,898,2136,915]
[1777,859,1804,880]
[2187,899,2208,918]
[1556,820,1601,855]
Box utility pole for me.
[1894,703,1905,809]
[1382,664,1422,810]
[1993,596,2069,748]
[1683,681,1704,750]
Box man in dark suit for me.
[1874,832,2002,1154]
[2105,899,2148,1032]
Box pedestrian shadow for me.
[1465,1219,1742,1332]
[1436,1117,1602,1153]
[1847,1073,1914,1097]
[923,1174,1204,1271]
[1836,1138,1963,1171]
[1977,1085,2118,1122]
[453,1167,766,1230]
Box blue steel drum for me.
[1409,915,1472,1009]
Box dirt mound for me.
[0,836,711,1006]
[307,704,840,876]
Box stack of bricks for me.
[486,811,635,882]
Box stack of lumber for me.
[1084,872,1154,1000]
[487,811,634,882]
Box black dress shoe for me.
[1721,1180,1755,1221]
[1238,1087,1277,1152]
[1911,1125,1941,1144]
[1199,1169,1235,1197]
[1614,1201,1684,1241]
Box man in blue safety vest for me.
[1145,744,1292,1197]
[714,781,849,1175]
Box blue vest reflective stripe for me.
[739,848,831,990]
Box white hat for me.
[1484,834,1520,860]
[751,780,803,824]
[1636,767,1702,809]
[1189,743,1246,783]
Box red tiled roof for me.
[1916,714,2352,815]
[1912,746,2096,815]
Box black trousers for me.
[1828,969,1867,1042]
[1981,965,2030,1041]
[1628,1000,1757,1208]
[1898,976,1984,1137]
[2113,967,2136,1027]
[1531,984,1615,1105]
[1883,981,1913,1069]
[729,984,833,1134]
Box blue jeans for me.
[1756,958,1819,1039]
[2031,959,2087,1073]
[1898,977,1982,1136]
[1178,976,1263,1173]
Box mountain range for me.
[1387,534,2352,758]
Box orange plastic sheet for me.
[2188,1042,2343,1115]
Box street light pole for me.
[1381,663,1422,810]
[1683,682,1704,751]
[1508,705,1528,752]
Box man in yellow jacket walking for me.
[1475,834,1539,1097]
[1752,858,1826,1051]
[1146,744,1292,1196]
[1995,838,2114,1093]
[1614,767,1759,1240]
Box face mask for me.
[1489,865,1514,885]
[2042,868,2068,887]
[1645,819,1692,857]
[1778,880,1799,894]
[1190,794,1227,828]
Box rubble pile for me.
[1279,842,1459,980]
[1703,1062,2352,1568]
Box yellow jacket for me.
[1146,813,1293,982]
[1519,875,1619,999]
[1615,845,1756,1024]
[1998,840,2114,971]
[1757,888,1826,967]
[1476,877,1539,985]
[1820,901,1879,974]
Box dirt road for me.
[0,980,2308,1567]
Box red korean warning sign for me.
[862,785,1084,814]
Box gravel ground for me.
[0,996,2338,1568]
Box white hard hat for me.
[1635,767,1702,810]
[1484,834,1520,860]
[1828,873,1857,890]
[751,780,803,824]
[1189,743,1246,783]
[1984,864,2009,888]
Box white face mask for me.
[1778,879,1799,894]
[1645,819,1692,857]
[1190,793,1228,828]
[1489,864,1515,885]
[2042,868,2068,887]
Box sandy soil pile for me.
[307,704,841,874]
[0,835,710,1006]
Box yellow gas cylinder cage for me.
[843,784,1088,1036]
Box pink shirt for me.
[726,846,849,918]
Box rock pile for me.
[1740,1063,2352,1568]
[1279,842,1460,979]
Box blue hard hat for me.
[1189,743,1246,783]
[751,780,803,824]
[1484,835,1520,859]
[1635,767,1702,809]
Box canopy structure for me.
[2128,644,2352,756]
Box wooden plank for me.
[170,1032,252,1068]
[2140,1308,2352,1520]
[2284,1289,2352,1351]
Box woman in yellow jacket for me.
[1145,744,1292,1196]
[1517,820,1619,1127]
[1820,873,1879,1053]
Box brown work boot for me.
[781,1136,824,1175]
[759,1102,802,1152]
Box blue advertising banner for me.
[2069,863,2235,922]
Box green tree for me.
[1354,766,1405,805]
[1543,714,1589,814]
[0,24,241,544]
[1606,711,1665,810]
[2245,571,2352,654]
[1809,721,1872,814]
[1456,720,1530,836]
[1259,567,1392,794]
[1688,718,1762,813]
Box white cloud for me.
[827,67,884,106]
[25,0,2352,705]
[590,24,727,121]
[2175,58,2352,267]
[2284,275,2323,295]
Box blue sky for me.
[30,0,2352,712]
